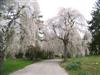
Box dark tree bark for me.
[63,39,71,60]
[0,32,4,74]
[0,51,4,74]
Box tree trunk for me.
[0,51,4,74]
[63,40,71,60]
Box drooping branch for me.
[1,6,25,52]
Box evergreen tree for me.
[89,0,100,55]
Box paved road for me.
[10,59,68,75]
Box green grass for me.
[62,56,100,75]
[2,58,33,75]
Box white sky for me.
[37,0,96,21]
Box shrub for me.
[15,52,23,58]
[25,45,40,60]
[66,61,81,70]
[25,45,54,60]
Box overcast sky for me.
[37,0,96,21]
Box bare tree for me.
[82,31,92,55]
[0,0,26,73]
[0,0,41,59]
[49,8,88,58]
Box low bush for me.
[15,52,23,58]
[66,61,81,70]
[25,45,54,60]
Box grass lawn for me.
[62,56,100,75]
[2,58,33,75]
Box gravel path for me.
[10,59,68,75]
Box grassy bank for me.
[2,58,33,75]
[62,56,100,75]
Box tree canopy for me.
[89,0,100,55]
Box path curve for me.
[10,59,68,75]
